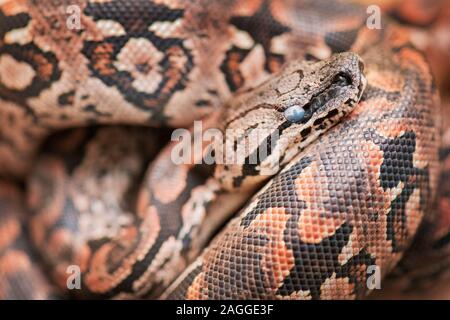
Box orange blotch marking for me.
[1,0,27,15]
[320,274,356,300]
[435,198,450,236]
[266,55,283,74]
[404,188,423,237]
[136,188,150,219]
[151,165,188,204]
[395,0,441,26]
[375,120,409,140]
[350,97,398,118]
[28,159,67,247]
[33,53,54,81]
[47,228,73,252]
[292,161,347,244]
[365,67,404,92]
[0,250,31,275]
[384,25,412,49]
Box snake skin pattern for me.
[0,0,447,299]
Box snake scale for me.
[0,0,448,299]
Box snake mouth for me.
[279,68,363,132]
[241,68,366,180]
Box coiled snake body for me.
[0,0,446,299]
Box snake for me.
[0,0,447,299]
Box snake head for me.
[214,52,366,192]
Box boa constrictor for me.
[0,0,446,299]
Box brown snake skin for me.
[0,0,448,299]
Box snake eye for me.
[284,104,305,123]
[333,72,352,86]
